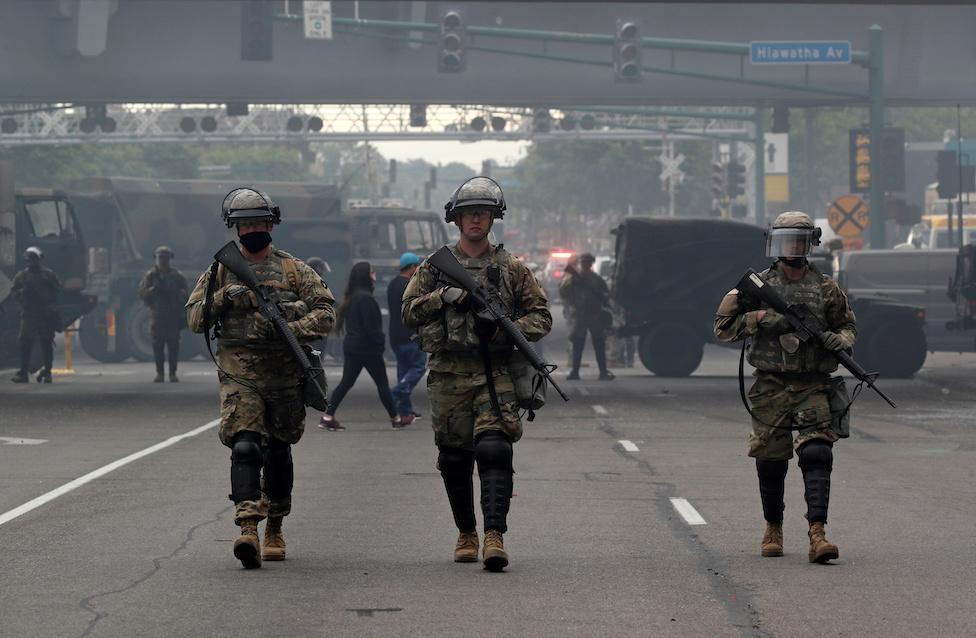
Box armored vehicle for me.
[612,217,927,378]
[67,178,447,362]
[0,163,95,366]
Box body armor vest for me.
[431,245,517,354]
[217,250,302,348]
[748,266,836,374]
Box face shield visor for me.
[766,228,814,258]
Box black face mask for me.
[781,257,805,268]
[239,231,272,253]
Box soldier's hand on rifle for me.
[821,331,852,352]
[441,286,468,307]
[755,309,791,334]
[214,284,257,314]
[252,312,277,340]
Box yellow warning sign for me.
[827,195,868,238]
[764,174,790,202]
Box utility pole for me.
[753,108,765,225]
[867,25,886,248]
[957,104,965,249]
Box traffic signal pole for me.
[867,25,886,248]
[754,107,766,226]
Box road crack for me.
[75,505,232,638]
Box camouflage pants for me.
[746,373,839,461]
[427,369,522,450]
[218,378,306,523]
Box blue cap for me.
[399,252,421,269]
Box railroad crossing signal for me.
[828,195,869,238]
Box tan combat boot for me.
[808,522,839,564]
[761,523,784,557]
[482,529,509,572]
[454,530,479,563]
[233,518,262,569]
[262,516,286,561]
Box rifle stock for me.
[213,241,329,410]
[427,246,569,402]
[736,268,895,408]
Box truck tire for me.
[860,321,927,379]
[119,303,154,362]
[79,310,129,363]
[638,323,704,377]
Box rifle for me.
[213,241,329,412]
[427,246,569,402]
[737,269,896,409]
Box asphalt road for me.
[2,335,976,637]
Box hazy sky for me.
[371,140,528,170]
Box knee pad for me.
[756,458,789,482]
[230,432,263,503]
[263,440,294,500]
[437,446,474,480]
[474,431,513,474]
[798,440,833,473]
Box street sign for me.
[764,133,789,175]
[750,41,851,65]
[828,195,869,238]
[304,1,333,40]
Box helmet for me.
[24,246,42,260]
[154,245,174,258]
[444,176,506,223]
[399,252,420,270]
[766,211,822,258]
[579,252,596,264]
[221,187,281,228]
[306,256,330,275]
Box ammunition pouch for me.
[302,345,329,412]
[827,376,851,438]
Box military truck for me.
[66,178,448,362]
[0,163,95,367]
[612,217,927,378]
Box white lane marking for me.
[592,405,608,415]
[0,437,47,445]
[618,439,640,452]
[577,386,590,396]
[670,498,707,526]
[0,419,219,528]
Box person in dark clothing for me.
[318,262,404,431]
[387,252,426,424]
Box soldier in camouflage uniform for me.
[186,188,335,569]
[714,212,856,564]
[559,252,614,380]
[402,177,552,572]
[11,247,61,384]
[138,246,189,383]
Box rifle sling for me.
[479,334,505,422]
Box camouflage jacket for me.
[714,261,857,374]
[559,270,610,323]
[185,247,335,383]
[138,266,189,317]
[12,267,61,319]
[402,242,552,374]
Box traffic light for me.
[241,0,273,61]
[726,162,745,198]
[710,162,725,199]
[438,10,466,73]
[937,151,959,199]
[613,20,642,82]
[879,128,905,192]
[533,108,551,134]
[772,107,789,133]
[409,104,427,127]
